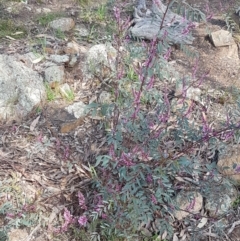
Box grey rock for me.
[49,18,75,32]
[48,54,70,64]
[98,91,112,104]
[75,25,89,37]
[68,55,78,67]
[65,101,87,118]
[84,43,117,79]
[176,83,201,102]
[205,175,237,216]
[217,148,240,184]
[174,191,203,220]
[210,30,235,47]
[130,0,194,44]
[0,54,46,121]
[22,52,44,66]
[236,7,240,16]
[140,227,152,237]
[36,7,51,14]
[63,41,82,55]
[44,65,65,83]
[8,228,28,241]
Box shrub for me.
[61,1,240,240]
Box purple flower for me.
[146,174,153,183]
[78,192,87,210]
[235,165,240,173]
[151,194,157,205]
[62,208,75,231]
[6,213,15,218]
[120,152,135,166]
[101,213,108,219]
[78,215,88,227]
[164,48,171,60]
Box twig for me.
[228,220,240,235]
[223,230,232,241]
[26,223,41,241]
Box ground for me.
[1,0,240,240]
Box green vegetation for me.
[232,195,240,209]
[0,176,41,238]
[55,28,65,39]
[37,12,65,26]
[76,0,89,6]
[45,83,57,102]
[0,19,26,39]
[80,4,109,23]
[62,89,75,102]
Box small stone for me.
[65,101,87,118]
[140,227,152,237]
[204,175,237,216]
[75,25,89,37]
[36,8,51,14]
[48,54,70,64]
[227,43,239,59]
[60,116,85,133]
[42,8,51,13]
[8,229,28,241]
[64,41,81,55]
[210,30,235,47]
[174,191,203,220]
[99,91,112,103]
[68,55,78,67]
[175,81,201,102]
[44,65,65,83]
[49,18,75,32]
[217,149,240,184]
[85,44,117,79]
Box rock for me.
[65,101,87,119]
[130,0,194,44]
[175,81,201,102]
[85,44,117,79]
[44,106,85,133]
[60,116,85,133]
[48,54,70,64]
[44,65,65,84]
[206,194,232,216]
[68,55,78,67]
[63,41,81,55]
[171,99,192,114]
[226,43,239,59]
[217,148,240,184]
[49,18,75,32]
[205,175,237,216]
[140,227,152,237]
[0,54,46,121]
[8,229,28,241]
[236,7,240,16]
[21,52,44,66]
[75,25,89,37]
[174,191,203,220]
[36,8,51,14]
[98,91,112,104]
[210,30,235,47]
